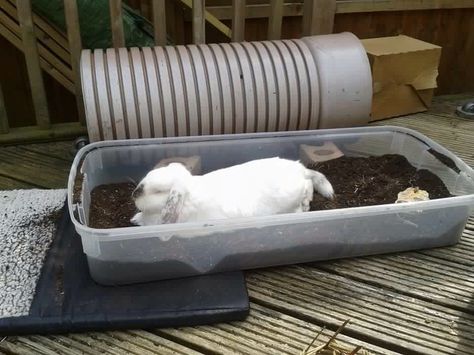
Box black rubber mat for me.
[0,205,249,335]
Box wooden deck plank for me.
[13,337,59,355]
[18,141,75,162]
[26,336,83,355]
[102,330,201,355]
[317,250,474,312]
[0,146,71,188]
[247,267,474,355]
[0,175,35,190]
[314,224,474,312]
[64,334,132,355]
[430,93,473,119]
[0,305,394,355]
[0,340,38,355]
[44,335,115,355]
[156,304,395,355]
[420,247,474,267]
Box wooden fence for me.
[0,0,473,144]
[0,0,338,143]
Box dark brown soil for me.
[310,154,451,211]
[89,183,136,229]
[88,154,452,228]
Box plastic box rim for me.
[67,125,474,237]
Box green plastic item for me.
[32,0,156,49]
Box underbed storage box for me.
[68,127,474,285]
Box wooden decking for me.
[1,94,473,354]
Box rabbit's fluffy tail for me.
[306,169,334,199]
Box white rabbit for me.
[131,157,334,226]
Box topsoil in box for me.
[310,154,451,210]
[89,183,136,229]
[88,154,451,229]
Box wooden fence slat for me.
[1,0,70,65]
[6,0,69,50]
[0,9,74,89]
[180,0,231,38]
[166,0,184,44]
[63,0,86,125]
[140,0,151,19]
[16,0,50,129]
[0,81,8,134]
[0,122,86,145]
[337,0,474,13]
[267,0,283,40]
[303,0,336,36]
[192,0,205,44]
[166,0,176,39]
[109,0,125,48]
[174,1,186,44]
[231,0,245,42]
[207,0,474,20]
[0,20,74,94]
[152,0,167,46]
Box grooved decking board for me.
[420,247,474,267]
[0,174,35,189]
[246,267,474,355]
[18,141,75,162]
[0,145,71,188]
[156,304,394,355]
[315,226,474,312]
[430,93,474,119]
[0,305,394,355]
[1,332,200,355]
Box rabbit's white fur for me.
[131,157,334,226]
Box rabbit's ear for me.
[160,187,185,224]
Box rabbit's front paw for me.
[131,212,144,226]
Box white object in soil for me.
[0,189,66,318]
[395,187,430,203]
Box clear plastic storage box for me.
[68,126,474,285]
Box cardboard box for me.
[361,35,441,121]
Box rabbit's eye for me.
[152,188,164,194]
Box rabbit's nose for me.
[132,184,144,199]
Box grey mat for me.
[0,189,66,318]
[0,190,249,335]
